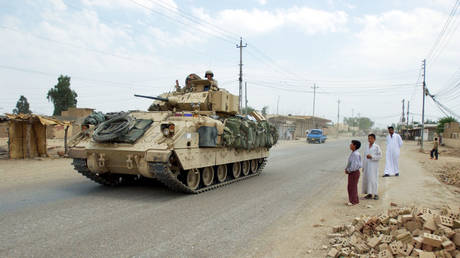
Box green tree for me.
[261,106,268,117]
[425,119,437,124]
[437,116,457,134]
[344,117,374,130]
[47,75,78,116]
[13,95,32,114]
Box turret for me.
[140,80,239,114]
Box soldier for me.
[204,70,219,91]
[183,73,201,93]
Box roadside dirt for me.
[248,140,460,257]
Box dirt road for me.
[0,139,458,257]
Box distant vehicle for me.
[307,129,327,144]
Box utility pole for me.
[245,81,248,115]
[236,37,247,113]
[401,99,406,123]
[276,96,280,115]
[312,84,318,128]
[407,101,410,127]
[337,99,340,136]
[421,59,426,150]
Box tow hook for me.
[98,153,106,168]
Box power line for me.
[426,0,459,62]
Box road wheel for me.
[186,169,200,190]
[201,167,214,187]
[216,165,227,183]
[241,160,250,176]
[250,159,258,174]
[231,162,241,179]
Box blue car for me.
[307,129,327,144]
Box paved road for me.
[0,139,349,257]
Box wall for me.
[444,138,460,149]
[444,122,460,139]
[0,122,8,137]
[60,107,94,119]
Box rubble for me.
[326,206,460,257]
[435,165,460,187]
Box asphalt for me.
[0,139,350,257]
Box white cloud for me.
[192,6,348,36]
[349,8,460,71]
[48,0,67,11]
[82,0,178,13]
[257,0,267,6]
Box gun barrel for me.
[134,94,168,102]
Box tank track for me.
[151,158,268,194]
[72,158,129,186]
[72,158,268,193]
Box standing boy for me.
[362,134,382,200]
[345,140,362,206]
[430,137,439,160]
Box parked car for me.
[307,129,327,144]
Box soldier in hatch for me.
[181,73,201,93]
[204,70,219,91]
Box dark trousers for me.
[430,149,438,159]
[347,170,360,204]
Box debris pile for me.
[327,205,460,257]
[436,166,460,187]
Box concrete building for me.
[267,115,331,139]
[443,122,460,148]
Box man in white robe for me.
[362,134,382,200]
[383,126,403,177]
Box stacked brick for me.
[327,206,460,257]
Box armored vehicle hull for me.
[69,80,277,193]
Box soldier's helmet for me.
[185,73,201,85]
[205,70,214,78]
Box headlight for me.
[161,123,175,137]
[162,128,170,136]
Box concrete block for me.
[442,240,455,252]
[388,209,400,219]
[421,208,434,216]
[412,236,423,249]
[422,244,433,252]
[406,221,420,232]
[378,243,389,251]
[453,231,460,246]
[453,220,460,229]
[340,247,351,256]
[419,251,436,258]
[436,215,454,228]
[423,217,437,232]
[399,243,414,256]
[382,235,394,244]
[378,248,393,258]
[402,214,414,223]
[412,248,424,257]
[368,236,382,248]
[379,214,390,224]
[355,242,370,254]
[422,232,443,247]
[332,225,344,233]
[397,232,412,244]
[389,241,403,255]
[327,248,339,258]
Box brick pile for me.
[436,166,460,187]
[327,205,460,257]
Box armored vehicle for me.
[68,78,278,193]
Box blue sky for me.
[1,0,459,127]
